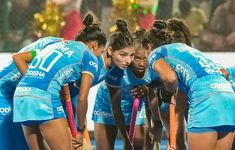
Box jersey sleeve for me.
[148,46,168,73]
[81,50,99,79]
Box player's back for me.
[18,40,98,95]
[0,37,61,98]
[149,43,221,91]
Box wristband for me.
[77,124,86,133]
[31,50,37,59]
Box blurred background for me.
[1,0,235,52]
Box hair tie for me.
[156,28,161,32]
[155,28,166,34]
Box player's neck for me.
[103,54,112,70]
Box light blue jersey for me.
[148,43,235,130]
[0,37,61,120]
[92,67,155,125]
[0,37,61,150]
[68,54,109,128]
[227,67,235,91]
[13,40,99,123]
[73,54,109,88]
[149,43,222,93]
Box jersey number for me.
[177,46,217,74]
[29,50,62,72]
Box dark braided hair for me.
[108,19,133,51]
[132,28,146,50]
[142,20,171,50]
[75,14,106,46]
[167,18,192,46]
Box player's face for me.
[111,47,135,69]
[130,48,148,73]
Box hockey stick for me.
[129,98,140,143]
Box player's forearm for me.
[111,100,130,141]
[144,107,154,149]
[76,98,88,130]
[12,55,29,75]
[12,51,35,75]
[147,88,162,122]
[162,77,178,95]
[108,86,130,141]
[175,91,187,150]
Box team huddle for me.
[0,14,234,150]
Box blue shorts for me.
[188,125,235,133]
[13,87,66,122]
[21,119,50,126]
[0,119,29,150]
[187,75,235,128]
[92,91,146,125]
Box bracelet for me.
[77,124,86,133]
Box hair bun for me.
[132,28,145,38]
[153,20,167,30]
[167,18,184,31]
[83,14,94,27]
[116,19,128,32]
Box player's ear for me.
[106,46,113,57]
[93,41,99,51]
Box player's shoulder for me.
[37,36,62,46]
[166,42,184,49]
[227,67,235,76]
[67,40,87,49]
